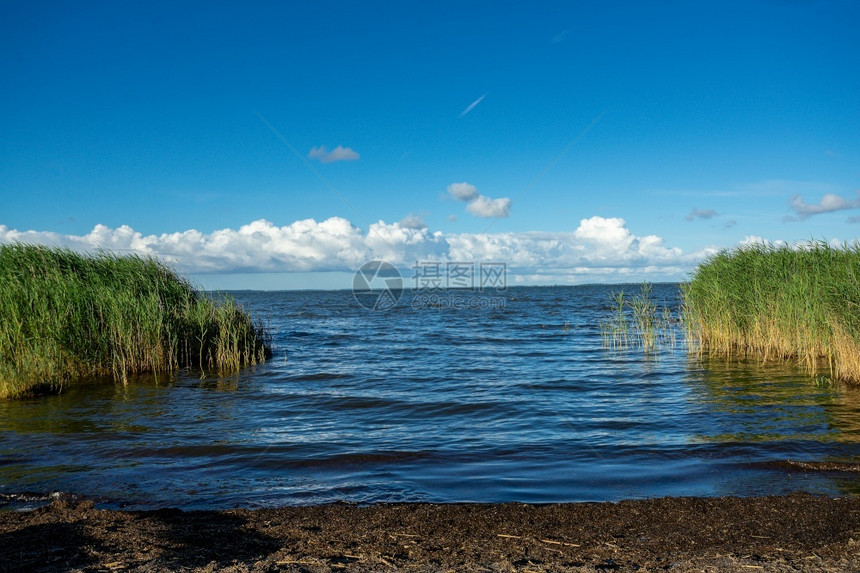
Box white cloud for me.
[685,208,719,221]
[739,235,787,248]
[0,219,369,273]
[573,216,633,247]
[307,145,360,163]
[466,196,511,218]
[399,214,427,229]
[0,216,717,283]
[787,191,860,221]
[445,216,708,278]
[447,181,511,219]
[738,235,848,251]
[447,182,479,202]
[458,93,487,118]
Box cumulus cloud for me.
[447,181,511,219]
[786,191,860,221]
[445,216,709,278]
[307,145,360,163]
[574,216,634,247]
[399,214,427,229]
[466,196,511,218]
[459,93,487,118]
[447,182,479,202]
[0,216,714,283]
[685,208,719,221]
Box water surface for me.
[2,285,860,509]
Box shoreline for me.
[2,493,859,571]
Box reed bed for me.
[0,244,271,398]
[682,241,860,383]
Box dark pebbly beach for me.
[2,493,860,572]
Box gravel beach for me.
[2,493,860,572]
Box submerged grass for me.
[0,244,272,399]
[682,241,860,383]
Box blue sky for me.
[2,0,858,289]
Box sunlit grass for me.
[0,244,271,398]
[601,282,679,353]
[682,240,860,383]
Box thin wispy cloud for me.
[551,30,569,43]
[785,191,860,221]
[657,180,843,199]
[307,145,360,163]
[685,208,719,221]
[458,93,487,118]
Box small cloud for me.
[446,182,511,219]
[448,214,458,222]
[466,195,511,218]
[551,30,569,43]
[685,208,719,222]
[787,191,860,221]
[399,214,427,229]
[447,182,479,202]
[307,145,360,163]
[723,219,737,229]
[458,93,487,118]
[847,216,860,224]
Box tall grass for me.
[601,282,679,352]
[0,244,272,398]
[682,241,860,383]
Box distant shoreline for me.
[2,493,858,571]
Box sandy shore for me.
[2,493,859,572]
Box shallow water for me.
[2,284,860,510]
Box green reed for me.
[600,290,629,349]
[0,244,271,398]
[601,282,677,353]
[682,241,860,383]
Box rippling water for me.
[3,284,860,510]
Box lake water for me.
[2,284,860,510]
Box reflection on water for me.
[687,354,859,443]
[1,285,860,510]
